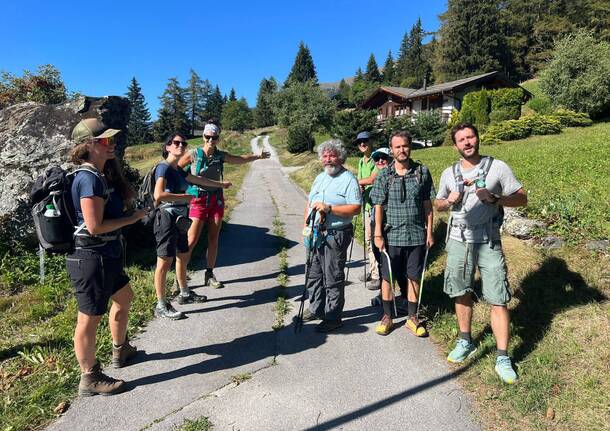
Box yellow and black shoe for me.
[405,316,428,337]
[375,314,393,336]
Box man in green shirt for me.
[356,131,381,290]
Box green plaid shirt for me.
[370,160,435,247]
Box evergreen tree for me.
[382,50,395,84]
[396,30,411,81]
[364,53,382,82]
[185,69,209,136]
[434,0,507,82]
[354,67,364,83]
[228,87,237,101]
[254,77,278,127]
[333,78,353,109]
[125,77,152,146]
[284,41,318,86]
[153,77,189,140]
[206,85,224,123]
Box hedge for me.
[549,109,593,127]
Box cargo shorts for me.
[443,238,511,305]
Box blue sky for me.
[1,0,446,117]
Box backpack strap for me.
[452,161,464,194]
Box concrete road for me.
[48,136,479,431]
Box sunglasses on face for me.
[97,137,114,146]
[204,135,219,142]
[358,140,370,146]
[170,140,187,147]
[374,158,388,164]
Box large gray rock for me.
[0,96,129,218]
[502,207,547,239]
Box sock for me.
[113,342,123,349]
[497,349,508,357]
[459,331,472,343]
[157,298,167,308]
[407,301,417,317]
[382,300,393,318]
[180,287,191,296]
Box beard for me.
[458,143,479,159]
[324,164,341,176]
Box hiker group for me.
[31,117,526,397]
[32,118,269,396]
[299,123,527,386]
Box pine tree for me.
[364,53,382,82]
[206,85,225,123]
[334,78,353,109]
[396,30,412,81]
[254,77,278,127]
[125,77,152,146]
[153,77,189,140]
[185,69,209,136]
[434,0,507,82]
[228,88,237,101]
[354,67,364,83]
[382,50,395,84]
[284,41,318,86]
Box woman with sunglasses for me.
[67,119,148,396]
[178,121,270,289]
[153,132,232,320]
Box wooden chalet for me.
[360,71,531,122]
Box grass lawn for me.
[0,131,255,431]
[269,124,610,431]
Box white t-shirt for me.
[437,158,522,243]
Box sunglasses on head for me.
[204,135,219,142]
[170,139,187,147]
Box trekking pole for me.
[361,204,368,289]
[345,235,355,282]
[380,249,398,317]
[416,246,430,321]
[295,210,317,334]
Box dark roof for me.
[360,71,531,108]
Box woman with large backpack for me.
[67,119,148,396]
[152,132,232,320]
[177,121,269,289]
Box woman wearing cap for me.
[177,121,270,289]
[152,132,232,320]
[68,119,148,396]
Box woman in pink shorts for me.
[178,121,270,288]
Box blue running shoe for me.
[495,355,518,384]
[447,338,477,363]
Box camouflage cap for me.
[71,118,121,143]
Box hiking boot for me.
[176,291,208,305]
[366,278,381,291]
[112,340,137,368]
[205,270,224,289]
[447,338,477,363]
[315,319,343,333]
[375,314,393,336]
[405,316,428,337]
[302,309,321,322]
[495,356,518,384]
[359,272,371,282]
[154,303,185,320]
[79,363,125,397]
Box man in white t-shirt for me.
[435,123,527,384]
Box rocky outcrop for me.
[0,96,129,218]
[502,207,547,239]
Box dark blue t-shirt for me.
[155,162,188,193]
[71,169,123,257]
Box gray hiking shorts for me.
[443,238,511,306]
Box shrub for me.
[521,115,562,135]
[480,133,501,145]
[286,124,314,153]
[446,108,460,129]
[489,106,521,123]
[539,30,610,119]
[459,90,489,126]
[412,110,446,146]
[381,115,415,145]
[332,109,378,154]
[485,119,532,140]
[526,96,553,115]
[549,109,593,127]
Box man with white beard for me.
[302,139,362,332]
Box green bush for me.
[381,115,415,144]
[549,109,593,127]
[331,109,378,154]
[459,90,489,126]
[412,110,446,146]
[521,115,562,135]
[480,133,501,145]
[486,119,531,140]
[526,96,553,115]
[286,124,315,153]
[446,108,460,129]
[489,106,521,123]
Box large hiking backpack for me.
[137,162,165,227]
[30,165,105,253]
[186,148,224,197]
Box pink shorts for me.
[189,194,225,222]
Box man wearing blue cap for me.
[356,131,381,290]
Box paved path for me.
[48,136,479,431]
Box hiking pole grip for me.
[417,246,430,318]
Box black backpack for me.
[138,162,168,227]
[30,165,105,254]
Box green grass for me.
[269,124,610,431]
[174,417,213,431]
[271,198,291,331]
[0,131,256,431]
